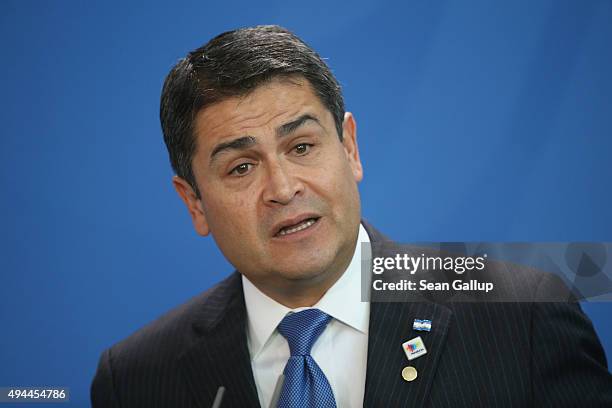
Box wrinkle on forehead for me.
[195,78,311,144]
[205,109,270,137]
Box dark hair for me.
[159,25,345,197]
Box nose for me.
[262,159,304,206]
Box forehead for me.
[193,77,331,151]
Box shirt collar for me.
[242,223,371,358]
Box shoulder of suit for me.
[105,271,242,367]
[479,256,575,301]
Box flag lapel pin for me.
[413,319,432,332]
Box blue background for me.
[1,0,611,406]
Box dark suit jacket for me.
[91,222,612,407]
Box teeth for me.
[278,218,317,236]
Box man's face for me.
[175,77,363,296]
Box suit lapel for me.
[177,273,261,408]
[362,221,453,407]
[363,301,452,407]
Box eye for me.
[293,143,313,156]
[229,162,254,176]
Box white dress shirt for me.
[242,224,371,408]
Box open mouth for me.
[276,217,320,237]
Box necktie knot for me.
[277,309,332,356]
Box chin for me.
[274,252,342,284]
[280,265,330,283]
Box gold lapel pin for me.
[402,366,418,382]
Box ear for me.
[341,112,363,182]
[172,176,210,236]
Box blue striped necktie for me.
[276,308,337,408]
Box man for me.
[91,25,612,407]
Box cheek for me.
[326,155,358,188]
[211,196,253,227]
[202,187,253,230]
[310,157,359,205]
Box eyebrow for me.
[208,113,322,165]
[276,114,321,138]
[209,135,257,164]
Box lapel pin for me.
[413,319,432,332]
[402,366,418,382]
[402,336,427,361]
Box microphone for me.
[211,386,225,408]
[211,374,284,408]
